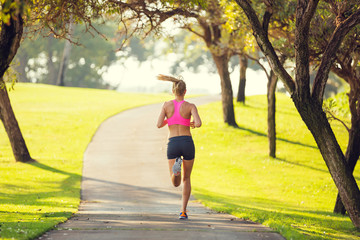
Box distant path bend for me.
[39,95,285,240]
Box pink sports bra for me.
[167,100,191,127]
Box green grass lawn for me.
[0,83,168,240]
[192,94,360,240]
[1,83,358,240]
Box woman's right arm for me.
[157,103,168,128]
[190,104,202,128]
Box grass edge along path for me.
[0,83,169,240]
[192,93,360,240]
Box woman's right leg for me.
[181,159,194,213]
[168,158,181,187]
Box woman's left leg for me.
[181,159,194,213]
[168,158,181,187]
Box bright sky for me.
[103,54,269,96]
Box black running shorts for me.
[167,136,195,160]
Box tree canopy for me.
[14,22,119,88]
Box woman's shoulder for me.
[184,100,195,106]
[163,100,174,108]
[183,101,196,109]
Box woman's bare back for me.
[164,100,192,137]
[157,98,202,137]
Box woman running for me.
[156,74,202,220]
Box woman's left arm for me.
[157,103,168,128]
[190,104,202,128]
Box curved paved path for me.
[38,95,285,240]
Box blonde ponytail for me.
[157,74,186,96]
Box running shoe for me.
[179,212,188,220]
[172,157,183,176]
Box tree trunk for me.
[56,40,71,86]
[47,34,57,85]
[212,53,237,127]
[293,95,360,227]
[334,118,360,214]
[0,11,33,163]
[56,19,74,86]
[237,54,247,103]
[0,11,22,77]
[267,70,278,158]
[0,79,33,162]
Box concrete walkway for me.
[38,95,285,240]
